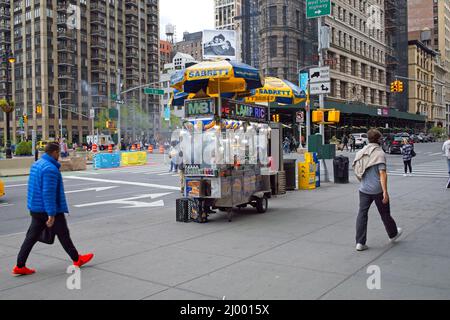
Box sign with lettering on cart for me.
[184,98,216,118]
[221,99,268,123]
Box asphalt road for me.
[0,143,447,237]
[0,154,180,236]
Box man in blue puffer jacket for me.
[12,142,94,276]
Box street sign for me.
[296,112,304,124]
[89,108,95,119]
[144,88,164,95]
[310,82,331,95]
[309,66,330,83]
[306,0,331,19]
[111,93,117,101]
[115,100,125,105]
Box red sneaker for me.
[73,253,94,268]
[12,266,36,276]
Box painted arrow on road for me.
[66,186,118,194]
[74,193,172,209]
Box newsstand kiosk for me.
[176,97,276,223]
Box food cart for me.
[179,97,273,222]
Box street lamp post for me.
[58,96,72,141]
[2,50,15,159]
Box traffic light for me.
[397,81,404,93]
[390,81,398,93]
[106,120,116,129]
[36,104,42,114]
[328,110,341,123]
[312,110,324,123]
[272,114,280,123]
[23,114,28,124]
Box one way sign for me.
[310,82,331,95]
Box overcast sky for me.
[160,0,215,41]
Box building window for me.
[269,35,277,58]
[269,6,277,26]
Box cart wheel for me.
[255,197,268,214]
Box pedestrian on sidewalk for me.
[342,135,349,151]
[352,129,402,252]
[12,142,94,276]
[349,135,356,152]
[169,143,179,172]
[443,134,450,178]
[401,138,415,177]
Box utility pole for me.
[318,17,326,146]
[116,69,122,150]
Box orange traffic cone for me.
[92,144,98,153]
[131,144,136,151]
[148,145,153,153]
[159,146,164,154]
[108,144,113,153]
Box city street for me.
[0,143,448,300]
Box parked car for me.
[382,135,400,154]
[425,134,436,143]
[382,134,414,154]
[351,133,369,148]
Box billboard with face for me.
[202,30,237,60]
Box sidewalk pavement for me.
[0,168,449,299]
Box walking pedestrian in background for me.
[12,142,94,276]
[342,134,349,152]
[401,138,415,177]
[352,129,402,252]
[443,134,450,188]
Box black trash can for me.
[333,156,349,184]
[284,159,297,191]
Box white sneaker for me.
[390,228,403,243]
[403,174,407,177]
[356,244,369,251]
[408,173,413,177]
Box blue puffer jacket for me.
[27,154,69,216]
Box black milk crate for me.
[176,198,192,223]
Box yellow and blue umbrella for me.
[245,77,306,105]
[170,60,263,95]
[169,89,236,107]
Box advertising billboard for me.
[202,29,237,60]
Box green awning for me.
[269,100,426,122]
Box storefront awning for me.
[269,100,426,122]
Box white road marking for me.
[0,203,14,208]
[64,176,180,191]
[157,172,175,176]
[66,186,118,194]
[4,184,28,188]
[75,193,171,209]
[430,153,443,156]
[389,173,448,178]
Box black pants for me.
[356,192,398,245]
[17,213,79,268]
[404,160,412,174]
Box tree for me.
[0,98,15,113]
[429,126,445,140]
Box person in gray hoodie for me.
[352,129,402,251]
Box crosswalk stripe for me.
[389,173,447,178]
[390,171,448,176]
[157,172,175,176]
